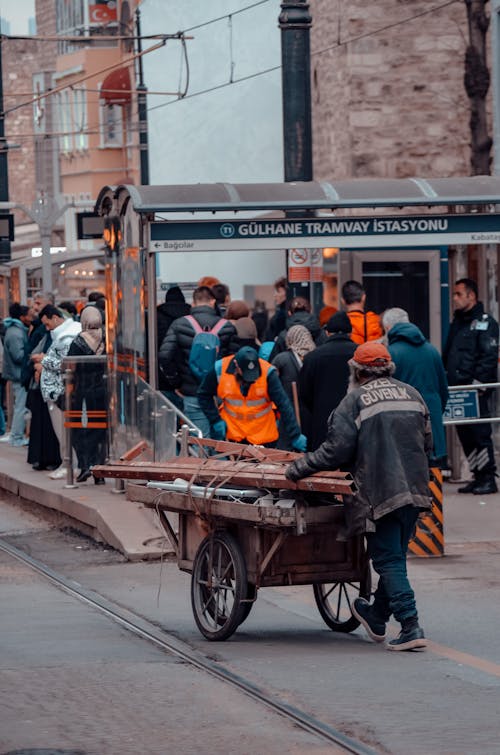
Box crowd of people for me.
[156,275,498,489]
[0,290,107,482]
[1,274,498,652]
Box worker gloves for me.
[291,433,307,453]
[211,420,227,441]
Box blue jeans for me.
[183,395,210,438]
[10,381,27,444]
[365,505,420,624]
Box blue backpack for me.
[186,315,227,381]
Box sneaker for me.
[0,433,11,443]
[48,466,66,480]
[457,480,476,494]
[387,626,427,651]
[352,598,386,642]
[11,438,29,447]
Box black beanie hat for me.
[326,311,352,334]
[165,285,185,303]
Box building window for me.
[57,90,74,153]
[72,87,88,151]
[56,0,118,54]
[99,102,123,147]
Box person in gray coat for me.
[1,303,32,446]
[286,342,432,652]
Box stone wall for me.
[311,0,477,179]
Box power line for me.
[147,0,462,112]
[180,0,271,34]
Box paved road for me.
[1,492,500,754]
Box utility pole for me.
[279,1,322,311]
[0,29,11,263]
[135,8,149,185]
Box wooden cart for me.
[94,440,370,641]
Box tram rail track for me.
[0,535,378,755]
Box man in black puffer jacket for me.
[286,342,432,652]
[159,286,236,436]
[443,278,499,495]
[156,286,190,408]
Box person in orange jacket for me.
[197,346,307,450]
[341,280,383,345]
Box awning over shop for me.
[100,66,132,106]
[95,176,500,214]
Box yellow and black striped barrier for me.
[408,467,444,557]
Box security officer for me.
[443,278,499,495]
[197,346,307,450]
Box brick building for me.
[310,0,473,180]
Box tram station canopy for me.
[96,176,500,214]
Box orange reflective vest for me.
[217,356,278,445]
[347,310,383,345]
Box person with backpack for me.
[159,286,236,436]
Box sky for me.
[0,0,35,33]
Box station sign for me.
[76,212,105,240]
[149,214,500,252]
[443,390,480,421]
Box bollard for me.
[408,467,444,557]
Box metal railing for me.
[443,382,500,426]
[61,357,202,487]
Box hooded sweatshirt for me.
[387,321,449,460]
[2,317,28,382]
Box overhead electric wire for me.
[145,0,463,113]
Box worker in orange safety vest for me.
[197,346,307,450]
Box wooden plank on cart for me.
[93,459,354,495]
[127,482,346,527]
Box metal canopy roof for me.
[96,176,500,215]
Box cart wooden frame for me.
[128,482,371,641]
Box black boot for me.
[387,617,427,651]
[472,477,498,495]
[458,480,477,493]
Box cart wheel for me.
[191,530,247,641]
[239,583,257,625]
[313,562,371,633]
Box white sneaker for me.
[0,433,11,442]
[48,466,67,480]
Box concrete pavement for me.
[0,442,167,560]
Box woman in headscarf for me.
[67,307,106,483]
[272,324,315,450]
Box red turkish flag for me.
[89,1,117,24]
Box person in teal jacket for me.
[382,308,449,467]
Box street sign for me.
[149,214,500,252]
[443,390,480,420]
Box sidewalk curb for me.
[0,451,171,561]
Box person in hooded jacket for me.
[1,303,32,446]
[269,296,326,360]
[156,286,190,409]
[299,311,357,450]
[383,308,449,469]
[443,278,499,495]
